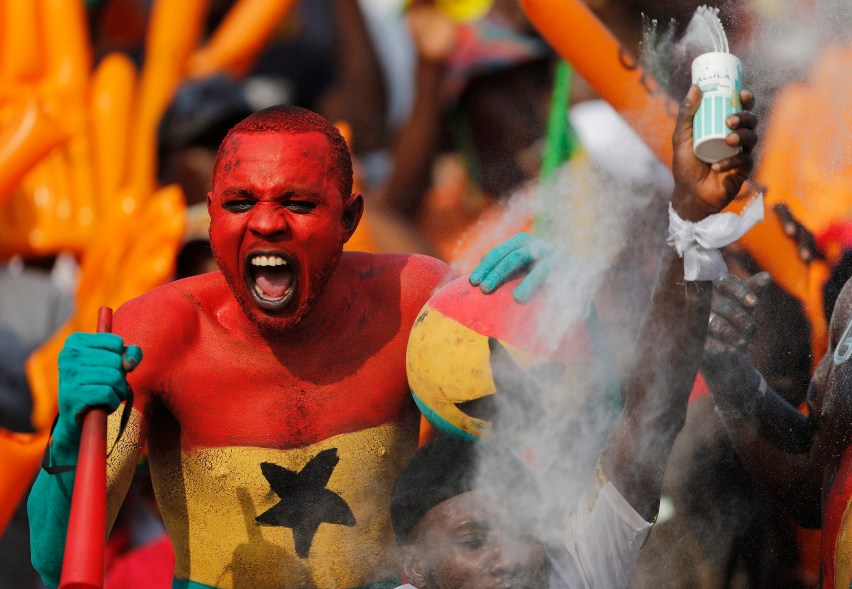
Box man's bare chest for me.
[156,336,414,451]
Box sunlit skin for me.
[402,491,550,589]
[85,128,452,587]
[208,131,362,336]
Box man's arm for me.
[600,85,759,522]
[700,278,852,528]
[27,323,146,587]
[702,351,824,527]
[600,248,711,521]
[375,3,453,220]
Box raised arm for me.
[600,85,759,521]
[375,3,454,220]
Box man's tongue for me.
[254,267,293,299]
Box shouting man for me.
[29,107,454,589]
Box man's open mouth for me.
[244,252,296,311]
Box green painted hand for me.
[55,332,142,449]
[469,232,557,303]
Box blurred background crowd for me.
[0,0,850,587]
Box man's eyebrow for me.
[281,188,321,199]
[221,187,255,198]
[453,520,490,532]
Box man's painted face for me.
[405,491,549,589]
[208,131,356,333]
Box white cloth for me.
[549,482,652,588]
[394,482,651,589]
[667,194,764,281]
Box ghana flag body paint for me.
[96,259,443,589]
[108,411,416,588]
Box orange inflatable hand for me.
[127,0,209,204]
[0,99,68,207]
[0,0,94,256]
[0,0,200,538]
[187,0,300,79]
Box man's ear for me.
[342,192,364,241]
[401,545,428,588]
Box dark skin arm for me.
[704,352,824,527]
[601,85,758,521]
[375,3,453,219]
[702,278,852,528]
[317,0,388,153]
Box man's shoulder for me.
[344,252,453,290]
[113,272,226,341]
[342,252,453,309]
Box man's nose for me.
[248,203,289,239]
[487,534,530,575]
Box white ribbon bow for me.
[667,194,764,281]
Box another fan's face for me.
[404,491,550,589]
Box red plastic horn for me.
[59,307,112,589]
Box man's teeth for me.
[250,255,287,267]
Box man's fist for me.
[671,86,758,221]
[55,332,142,449]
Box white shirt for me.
[549,481,652,588]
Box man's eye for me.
[223,200,254,212]
[459,535,487,550]
[284,201,317,214]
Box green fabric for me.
[173,580,217,589]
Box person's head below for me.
[391,437,548,589]
[207,105,363,335]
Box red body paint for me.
[120,270,421,450]
[208,132,361,334]
[112,130,450,452]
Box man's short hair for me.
[390,436,540,546]
[214,105,353,198]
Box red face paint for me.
[208,131,353,334]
